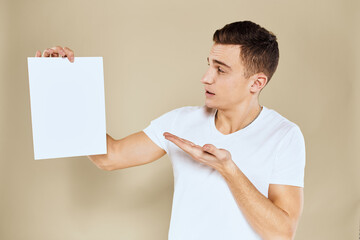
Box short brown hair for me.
[213,21,279,85]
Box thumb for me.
[202,144,217,154]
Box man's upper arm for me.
[268,184,304,236]
[108,131,166,170]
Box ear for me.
[249,73,268,94]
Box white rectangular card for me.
[27,57,107,160]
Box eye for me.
[217,67,225,73]
[207,63,225,74]
[208,63,224,73]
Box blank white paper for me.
[27,57,107,160]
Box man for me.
[36,20,305,240]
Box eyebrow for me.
[207,57,232,70]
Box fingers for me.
[35,50,41,57]
[179,137,196,147]
[174,135,200,148]
[164,132,199,148]
[42,48,51,57]
[42,48,56,57]
[38,46,75,63]
[50,46,66,58]
[63,47,74,62]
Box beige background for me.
[0,0,359,239]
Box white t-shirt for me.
[143,105,306,240]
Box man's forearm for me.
[87,133,115,170]
[217,160,293,240]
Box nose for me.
[200,68,215,85]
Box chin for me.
[204,100,217,109]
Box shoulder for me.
[263,106,304,140]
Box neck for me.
[215,100,263,135]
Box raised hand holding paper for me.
[27,57,107,160]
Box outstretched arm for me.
[88,131,166,171]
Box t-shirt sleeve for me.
[269,124,306,187]
[142,107,182,154]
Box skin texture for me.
[163,43,303,240]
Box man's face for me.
[200,43,254,110]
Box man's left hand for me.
[163,132,233,172]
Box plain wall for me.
[0,0,359,239]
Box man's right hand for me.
[35,46,75,63]
[34,47,166,170]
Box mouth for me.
[205,90,215,95]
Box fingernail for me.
[71,57,74,62]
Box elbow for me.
[286,223,298,240]
[93,157,115,171]
[284,214,301,240]
[101,165,114,171]
[279,222,297,240]
[274,209,300,240]
[99,134,117,171]
[263,232,293,240]
[98,161,116,171]
[262,222,297,240]
[280,227,295,240]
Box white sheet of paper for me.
[27,57,107,160]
